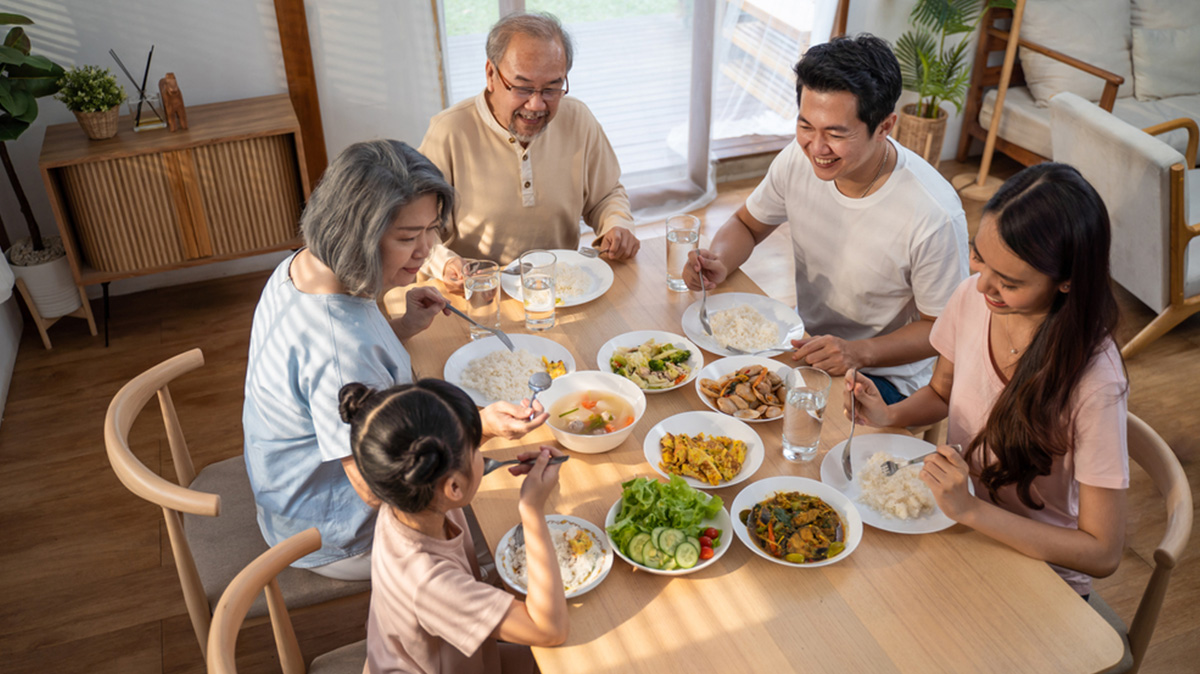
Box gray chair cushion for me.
[310,639,367,674]
[1088,593,1135,674]
[184,456,370,619]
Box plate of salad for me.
[604,475,732,576]
[595,330,703,394]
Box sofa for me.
[958,0,1200,168]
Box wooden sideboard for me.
[38,94,311,290]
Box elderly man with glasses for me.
[419,12,639,293]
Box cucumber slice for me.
[661,556,678,571]
[628,533,651,564]
[687,536,701,551]
[642,545,665,569]
[674,542,700,569]
[651,527,667,550]
[658,528,686,555]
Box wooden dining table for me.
[393,237,1123,674]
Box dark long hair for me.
[339,379,483,513]
[967,163,1120,509]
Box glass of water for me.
[463,259,500,340]
[782,366,832,461]
[520,249,556,331]
[665,214,700,292]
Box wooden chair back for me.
[103,348,220,654]
[1124,413,1194,672]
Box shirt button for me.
[522,154,528,161]
[524,181,531,188]
[508,137,516,144]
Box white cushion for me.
[1186,169,1199,299]
[1019,0,1134,107]
[981,86,1052,159]
[1132,0,1200,29]
[1132,24,1200,100]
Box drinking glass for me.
[520,250,556,331]
[463,259,500,340]
[782,366,832,461]
[665,214,700,292]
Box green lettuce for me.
[606,475,723,549]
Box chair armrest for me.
[985,27,1124,111]
[1143,118,1199,168]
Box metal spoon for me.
[526,371,552,420]
[482,454,569,476]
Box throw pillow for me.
[1132,24,1200,100]
[1018,0,1134,107]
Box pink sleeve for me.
[414,562,514,657]
[930,276,973,362]
[1071,350,1129,489]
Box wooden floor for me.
[1,157,1196,673]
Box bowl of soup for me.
[539,371,647,454]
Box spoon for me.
[526,371,553,420]
[482,454,569,476]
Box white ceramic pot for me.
[8,252,81,319]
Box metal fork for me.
[579,246,600,258]
[842,386,856,481]
[483,454,569,476]
[880,451,938,477]
[698,274,713,337]
[444,304,516,352]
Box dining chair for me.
[103,348,370,660]
[208,528,366,673]
[1089,413,1193,673]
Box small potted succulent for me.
[54,64,125,140]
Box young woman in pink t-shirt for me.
[340,379,569,673]
[848,163,1128,596]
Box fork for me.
[880,451,938,477]
[483,454,569,476]
[578,246,600,258]
[842,385,856,481]
[697,269,713,337]
[444,304,516,352]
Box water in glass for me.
[520,250,557,331]
[464,260,500,340]
[782,366,831,461]
[665,214,700,292]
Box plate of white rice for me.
[495,515,614,598]
[500,249,615,307]
[681,292,804,357]
[819,433,970,534]
[444,335,576,407]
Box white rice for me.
[857,451,937,520]
[555,262,592,298]
[504,520,606,593]
[710,304,779,351]
[460,349,544,402]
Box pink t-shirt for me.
[930,276,1128,595]
[364,506,514,674]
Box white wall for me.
[1,0,444,297]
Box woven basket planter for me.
[895,104,948,169]
[73,105,120,140]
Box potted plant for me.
[0,13,83,320]
[54,64,125,140]
[893,0,1014,167]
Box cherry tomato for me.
[698,536,713,548]
[703,527,719,539]
[699,547,715,560]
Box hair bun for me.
[338,383,374,423]
[403,436,453,485]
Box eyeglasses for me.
[492,64,568,102]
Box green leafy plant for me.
[894,0,1014,119]
[54,65,125,113]
[0,13,65,253]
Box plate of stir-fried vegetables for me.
[596,330,703,393]
[731,476,863,567]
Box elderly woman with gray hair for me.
[242,140,547,580]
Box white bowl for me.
[494,515,613,598]
[642,411,764,489]
[595,330,704,394]
[730,476,864,568]
[604,497,733,576]
[693,355,792,423]
[538,371,647,454]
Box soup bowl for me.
[538,371,647,454]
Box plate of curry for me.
[731,476,863,567]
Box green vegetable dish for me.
[739,491,846,564]
[609,339,693,390]
[607,476,724,570]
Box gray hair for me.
[301,140,454,297]
[486,12,574,72]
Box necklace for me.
[858,142,890,198]
[1001,314,1020,355]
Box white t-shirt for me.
[745,137,968,395]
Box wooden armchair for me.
[103,349,370,659]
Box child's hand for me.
[919,444,975,521]
[514,446,564,512]
[844,369,890,427]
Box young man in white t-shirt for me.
[686,34,968,402]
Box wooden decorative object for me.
[895,104,948,168]
[159,72,188,131]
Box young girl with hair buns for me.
[848,162,1128,597]
[339,378,568,673]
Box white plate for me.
[501,249,615,307]
[693,356,791,424]
[681,292,804,357]
[604,497,733,576]
[819,433,971,535]
[642,411,763,489]
[730,476,863,567]
[595,330,704,394]
[495,515,613,599]
[443,335,576,407]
